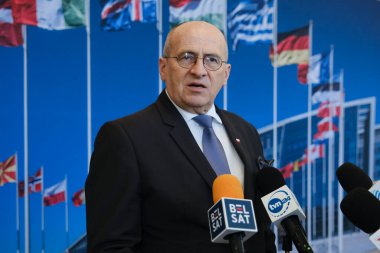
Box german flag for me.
[270,25,309,67]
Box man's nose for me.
[190,58,208,76]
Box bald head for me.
[163,21,228,60]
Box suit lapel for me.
[155,92,216,189]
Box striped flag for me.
[43,178,66,206]
[72,188,85,207]
[0,0,23,46]
[101,0,156,31]
[228,0,274,51]
[0,154,17,186]
[311,80,341,105]
[12,0,86,30]
[270,25,309,67]
[169,0,226,33]
[307,51,331,84]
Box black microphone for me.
[257,166,314,253]
[336,162,373,192]
[340,187,380,234]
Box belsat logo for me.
[228,203,251,224]
[267,190,291,217]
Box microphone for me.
[208,174,257,253]
[340,187,380,250]
[257,166,314,253]
[336,162,380,200]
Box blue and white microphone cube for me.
[207,197,258,243]
[261,185,306,229]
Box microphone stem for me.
[228,233,245,253]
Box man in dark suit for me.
[86,21,276,253]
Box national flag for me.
[311,80,341,105]
[169,0,226,33]
[72,188,85,207]
[43,178,66,206]
[313,129,334,144]
[228,0,274,51]
[12,0,85,30]
[317,101,341,118]
[306,144,324,161]
[279,162,294,179]
[307,51,330,84]
[0,0,23,46]
[317,117,338,133]
[18,167,43,197]
[297,63,308,84]
[270,25,309,67]
[0,154,17,186]
[101,0,156,31]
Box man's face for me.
[159,22,231,114]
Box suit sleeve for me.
[85,121,141,253]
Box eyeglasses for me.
[163,52,227,71]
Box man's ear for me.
[159,57,166,81]
[223,63,231,85]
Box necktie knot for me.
[194,114,213,129]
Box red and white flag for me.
[72,188,85,207]
[0,0,23,47]
[19,167,43,197]
[317,101,341,118]
[0,154,17,186]
[43,178,66,206]
[306,144,324,162]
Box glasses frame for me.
[163,53,228,71]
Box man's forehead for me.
[172,34,227,56]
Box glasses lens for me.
[177,52,196,68]
[204,55,222,71]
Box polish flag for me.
[72,188,85,207]
[43,178,66,206]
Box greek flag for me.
[228,0,274,51]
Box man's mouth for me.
[188,83,206,88]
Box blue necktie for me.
[193,115,230,175]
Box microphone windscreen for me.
[336,162,373,192]
[340,187,380,234]
[256,166,286,195]
[212,174,243,203]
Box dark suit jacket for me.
[85,91,277,253]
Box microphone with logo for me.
[208,174,257,253]
[257,166,314,253]
[336,162,380,200]
[340,187,380,250]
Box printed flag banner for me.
[43,178,66,206]
[312,81,341,105]
[0,0,23,46]
[72,188,85,207]
[101,0,156,31]
[169,0,225,33]
[228,0,274,51]
[270,25,309,67]
[307,51,330,84]
[18,168,43,197]
[0,154,17,186]
[12,0,85,30]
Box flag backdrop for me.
[0,0,23,46]
[12,0,85,30]
[228,0,274,51]
[43,178,66,206]
[72,188,85,207]
[270,25,309,67]
[169,0,225,33]
[101,0,156,31]
[307,51,330,84]
[312,81,341,105]
[19,168,42,197]
[0,154,17,186]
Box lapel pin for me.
[235,138,241,143]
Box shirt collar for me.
[165,90,223,124]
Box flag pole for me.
[41,166,45,253]
[65,175,69,253]
[22,24,30,253]
[272,0,279,246]
[15,152,20,253]
[327,45,334,253]
[86,0,92,173]
[223,0,228,110]
[306,20,313,243]
[337,69,345,253]
[157,0,163,94]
